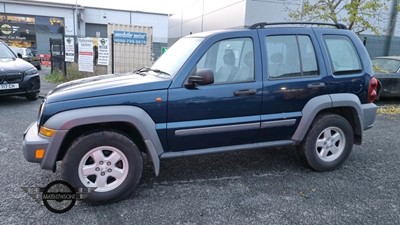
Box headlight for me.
[37,98,46,126]
[24,67,38,76]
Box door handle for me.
[234,89,257,96]
[307,82,326,89]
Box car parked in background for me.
[371,56,400,98]
[0,41,40,100]
[10,47,41,70]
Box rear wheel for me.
[61,131,143,204]
[300,113,354,171]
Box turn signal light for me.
[35,149,45,159]
[39,126,56,137]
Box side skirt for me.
[160,140,294,159]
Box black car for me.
[0,41,40,100]
[371,56,400,98]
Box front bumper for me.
[22,122,67,171]
[0,74,40,97]
[361,103,377,130]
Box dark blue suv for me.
[22,22,379,204]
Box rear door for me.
[166,32,263,152]
[258,28,329,142]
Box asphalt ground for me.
[38,67,57,98]
[0,72,399,224]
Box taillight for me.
[368,76,379,103]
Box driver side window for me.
[194,38,254,84]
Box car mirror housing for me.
[185,68,214,88]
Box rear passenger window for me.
[323,35,362,75]
[266,35,318,79]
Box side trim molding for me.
[261,119,296,128]
[175,122,259,136]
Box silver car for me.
[10,47,41,70]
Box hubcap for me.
[78,146,129,192]
[315,126,345,162]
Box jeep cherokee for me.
[22,22,379,204]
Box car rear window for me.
[323,35,362,75]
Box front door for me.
[167,36,263,152]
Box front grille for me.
[0,71,23,83]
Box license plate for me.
[0,83,19,90]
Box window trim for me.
[188,37,256,86]
[266,34,319,80]
[323,35,362,76]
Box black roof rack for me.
[248,22,348,30]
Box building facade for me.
[0,0,168,59]
[169,0,400,58]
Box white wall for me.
[83,8,168,43]
[130,13,168,43]
[169,0,246,40]
[245,0,297,26]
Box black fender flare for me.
[292,94,365,143]
[43,105,163,176]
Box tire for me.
[299,113,354,171]
[61,131,143,204]
[26,92,39,100]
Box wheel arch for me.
[43,106,163,176]
[292,94,364,145]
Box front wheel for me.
[300,113,354,171]
[61,131,143,204]
[26,92,39,100]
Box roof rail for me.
[248,22,348,30]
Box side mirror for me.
[17,53,23,58]
[185,69,214,88]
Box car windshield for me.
[150,37,203,78]
[371,58,400,73]
[10,47,24,56]
[0,43,17,59]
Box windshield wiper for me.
[133,67,151,76]
[151,69,171,76]
[133,67,171,76]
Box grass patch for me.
[45,63,86,84]
[378,105,400,114]
[45,70,68,84]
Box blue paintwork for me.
[38,26,375,155]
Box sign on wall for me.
[113,31,147,44]
[97,38,109,65]
[78,37,93,72]
[64,37,75,62]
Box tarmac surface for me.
[39,67,57,98]
[0,67,399,224]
